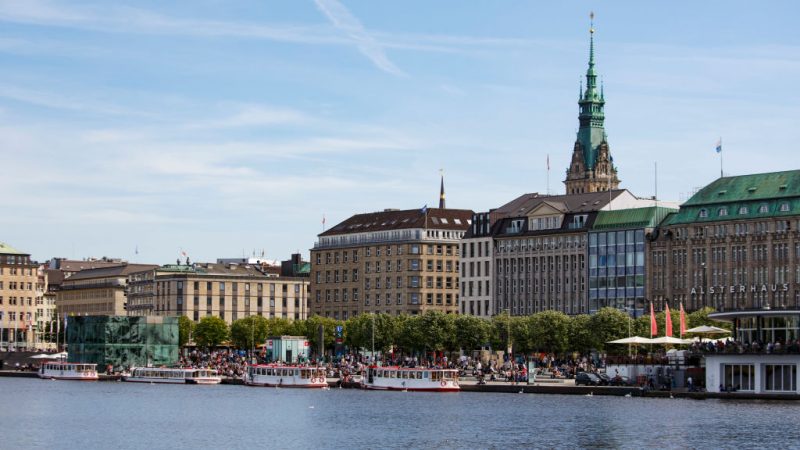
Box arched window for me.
[718,207,728,217]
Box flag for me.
[322,214,326,226]
[665,303,673,337]
[679,303,687,337]
[181,250,187,257]
[715,138,722,153]
[649,302,657,337]
[421,205,428,214]
[546,154,550,170]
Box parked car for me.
[575,372,601,386]
[610,375,635,386]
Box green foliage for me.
[688,307,729,330]
[569,314,595,353]
[489,311,512,350]
[453,315,490,352]
[416,311,456,352]
[193,316,229,349]
[229,315,269,349]
[528,311,570,354]
[178,316,195,347]
[589,307,631,351]
[266,317,293,336]
[303,315,342,352]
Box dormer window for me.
[780,202,791,212]
[758,204,769,214]
[739,206,749,215]
[698,209,708,218]
[718,207,728,217]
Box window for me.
[718,207,728,217]
[698,209,708,218]
[758,204,769,214]
[738,206,749,215]
[765,365,796,392]
[722,364,754,391]
[780,202,791,212]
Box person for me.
[687,376,694,392]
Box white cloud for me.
[313,0,406,76]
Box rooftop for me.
[0,242,28,256]
[63,263,160,282]
[592,206,677,231]
[684,170,800,206]
[320,207,473,237]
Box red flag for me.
[679,303,687,337]
[650,302,657,337]
[665,303,673,337]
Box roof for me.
[0,242,28,256]
[683,170,800,206]
[320,207,473,237]
[64,263,159,282]
[664,170,800,226]
[151,262,300,280]
[493,190,629,217]
[51,258,128,272]
[591,206,677,231]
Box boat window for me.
[422,372,428,379]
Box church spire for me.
[438,170,446,209]
[564,12,620,195]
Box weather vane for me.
[590,11,595,34]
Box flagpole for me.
[546,154,550,195]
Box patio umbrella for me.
[30,353,58,359]
[607,336,654,344]
[650,336,692,345]
[685,325,730,335]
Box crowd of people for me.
[690,338,800,354]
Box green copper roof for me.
[0,242,27,255]
[664,170,800,226]
[592,206,677,231]
[577,23,606,170]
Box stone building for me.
[459,211,494,318]
[126,262,309,324]
[0,242,39,349]
[564,20,619,195]
[648,170,800,314]
[56,263,159,317]
[311,206,472,319]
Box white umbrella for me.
[49,351,68,359]
[685,325,730,335]
[650,336,692,345]
[30,353,57,359]
[607,336,654,344]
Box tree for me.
[529,311,570,354]
[687,307,729,330]
[589,307,631,351]
[489,311,513,351]
[229,315,269,350]
[178,315,195,347]
[266,317,294,337]
[569,314,595,354]
[454,315,490,352]
[193,316,229,349]
[416,311,455,353]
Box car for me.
[575,372,601,386]
[610,375,635,386]
[596,373,612,386]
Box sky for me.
[1,0,799,265]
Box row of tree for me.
[182,307,725,356]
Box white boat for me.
[38,362,98,381]
[362,367,460,392]
[123,367,222,385]
[244,364,328,388]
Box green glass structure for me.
[67,316,179,370]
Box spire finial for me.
[589,11,595,67]
[438,169,446,209]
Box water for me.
[2,378,799,449]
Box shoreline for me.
[3,370,797,400]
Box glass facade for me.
[588,229,645,316]
[735,316,800,343]
[67,316,179,370]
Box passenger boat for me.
[123,367,222,384]
[362,367,460,392]
[244,364,327,388]
[38,362,98,381]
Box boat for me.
[362,366,460,392]
[123,367,222,384]
[244,364,328,388]
[38,362,98,381]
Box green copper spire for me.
[577,11,605,170]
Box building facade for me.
[311,207,472,319]
[126,262,309,324]
[0,242,39,350]
[460,212,494,317]
[588,206,676,316]
[648,171,800,313]
[56,264,159,317]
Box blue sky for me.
[2,0,799,264]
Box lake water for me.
[2,377,798,449]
